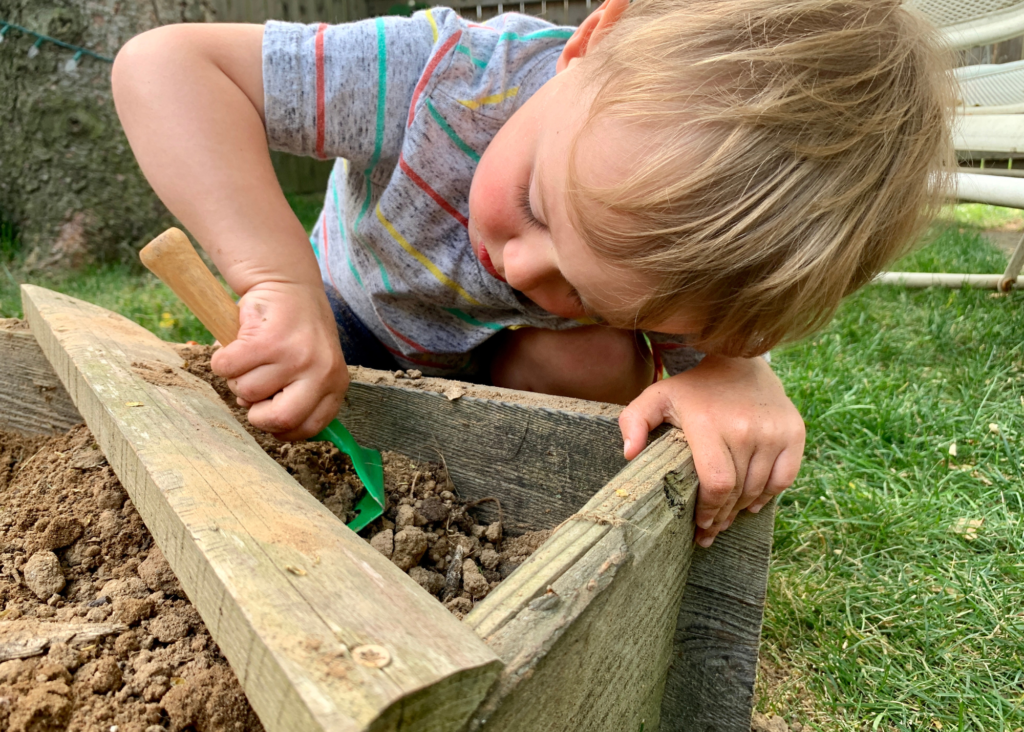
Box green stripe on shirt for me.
[443,308,504,331]
[456,44,489,68]
[426,99,480,162]
[353,16,394,293]
[498,29,573,41]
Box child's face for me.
[468,65,701,334]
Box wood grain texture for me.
[139,229,240,347]
[0,620,127,662]
[461,432,698,732]
[0,319,82,435]
[336,379,632,534]
[22,285,501,732]
[659,501,776,732]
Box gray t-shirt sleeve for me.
[262,15,436,169]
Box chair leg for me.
[999,230,1024,291]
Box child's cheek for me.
[469,159,512,240]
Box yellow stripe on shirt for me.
[376,205,482,306]
[425,8,439,43]
[458,87,519,110]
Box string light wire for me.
[0,20,114,68]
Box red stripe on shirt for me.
[315,23,328,159]
[382,343,466,370]
[319,211,342,294]
[399,154,469,229]
[382,319,431,353]
[407,30,462,128]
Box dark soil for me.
[0,345,549,731]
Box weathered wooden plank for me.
[1,315,630,536]
[338,369,633,534]
[462,432,698,732]
[0,319,82,435]
[0,620,127,662]
[8,303,774,730]
[659,501,776,732]
[22,285,501,732]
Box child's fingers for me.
[270,392,343,442]
[618,384,676,460]
[211,337,270,380]
[695,524,723,548]
[227,363,294,405]
[622,387,746,529]
[720,447,777,522]
[689,432,743,530]
[748,445,803,514]
[245,379,340,438]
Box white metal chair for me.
[908,0,1024,49]
[956,60,1024,113]
[879,1,1024,289]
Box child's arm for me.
[112,24,347,439]
[618,355,805,547]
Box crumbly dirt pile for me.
[0,425,262,732]
[177,344,550,615]
[0,345,549,730]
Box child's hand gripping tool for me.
[139,228,386,531]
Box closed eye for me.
[567,286,603,323]
[517,184,545,230]
[567,286,585,310]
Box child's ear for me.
[556,0,629,73]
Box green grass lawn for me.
[1,202,1022,731]
[764,216,1024,730]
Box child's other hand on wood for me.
[211,282,347,441]
[618,355,804,548]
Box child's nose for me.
[503,234,560,292]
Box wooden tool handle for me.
[140,228,240,345]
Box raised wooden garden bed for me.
[1,285,774,732]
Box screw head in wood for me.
[352,644,391,668]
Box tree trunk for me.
[0,0,215,268]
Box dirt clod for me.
[8,682,73,731]
[751,712,791,732]
[138,549,181,595]
[112,597,156,626]
[23,552,66,600]
[36,517,84,553]
[391,528,429,571]
[462,559,490,600]
[415,497,448,524]
[369,529,394,559]
[408,567,445,596]
[150,615,189,645]
[78,656,123,695]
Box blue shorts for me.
[324,288,493,381]
[323,289,403,372]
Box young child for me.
[111,0,953,547]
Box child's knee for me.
[489,326,653,405]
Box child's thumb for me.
[618,386,675,460]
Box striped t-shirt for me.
[263,8,702,377]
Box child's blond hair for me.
[569,0,955,357]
